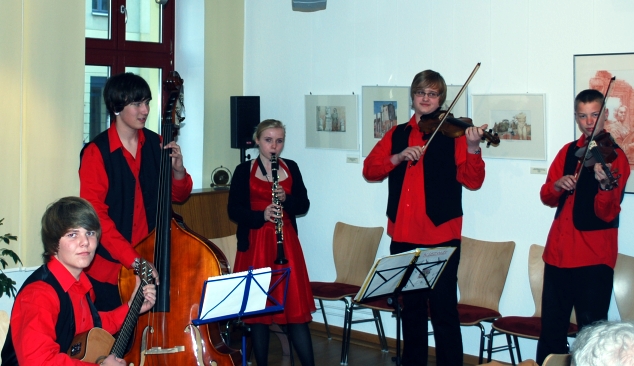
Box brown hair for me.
[41,197,101,263]
[575,89,604,111]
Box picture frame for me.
[360,85,468,156]
[471,94,546,160]
[361,86,410,156]
[574,52,634,193]
[305,94,358,150]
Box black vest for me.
[80,128,161,262]
[387,123,462,226]
[555,141,621,231]
[1,265,101,365]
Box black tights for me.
[250,322,315,366]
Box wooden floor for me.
[233,326,480,366]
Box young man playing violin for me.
[363,70,488,366]
[536,89,630,365]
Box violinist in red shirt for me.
[536,89,630,365]
[363,70,487,366]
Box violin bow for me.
[421,62,481,156]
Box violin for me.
[418,109,500,147]
[575,131,622,190]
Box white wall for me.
[241,0,634,362]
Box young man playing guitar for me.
[1,197,156,366]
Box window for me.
[92,0,109,16]
[84,0,175,141]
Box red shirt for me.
[541,134,630,269]
[10,257,128,365]
[79,124,193,284]
[363,116,485,245]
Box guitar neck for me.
[110,279,148,357]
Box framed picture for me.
[360,85,469,156]
[305,94,358,150]
[361,86,410,156]
[574,52,634,193]
[471,94,546,160]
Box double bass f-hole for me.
[271,153,288,265]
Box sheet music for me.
[354,247,455,302]
[402,247,455,291]
[198,267,272,321]
[354,250,418,302]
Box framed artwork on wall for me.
[361,86,410,156]
[471,94,546,160]
[574,52,634,193]
[305,94,358,150]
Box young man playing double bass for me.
[79,73,192,311]
[536,89,630,365]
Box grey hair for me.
[571,320,634,366]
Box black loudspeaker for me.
[230,96,260,149]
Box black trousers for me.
[536,263,613,365]
[391,240,463,366]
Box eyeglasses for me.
[414,90,440,99]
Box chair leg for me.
[505,333,517,366]
[513,335,522,363]
[371,309,388,352]
[340,298,352,365]
[477,323,485,365]
[487,327,494,362]
[318,299,332,340]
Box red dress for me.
[233,162,316,324]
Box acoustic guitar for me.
[67,259,153,364]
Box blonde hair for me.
[252,119,286,142]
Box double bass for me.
[119,71,241,366]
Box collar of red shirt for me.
[107,122,146,154]
[47,257,93,293]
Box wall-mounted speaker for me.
[292,0,326,12]
[230,96,260,149]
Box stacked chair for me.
[454,237,516,364]
[487,244,577,365]
[310,222,384,365]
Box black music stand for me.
[353,247,456,366]
[193,266,291,366]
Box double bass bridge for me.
[137,326,186,366]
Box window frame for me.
[85,0,175,80]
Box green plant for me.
[0,218,23,298]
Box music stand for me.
[193,266,291,366]
[353,247,456,366]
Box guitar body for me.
[67,327,114,364]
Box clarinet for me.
[271,153,288,264]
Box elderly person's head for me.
[571,320,634,366]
